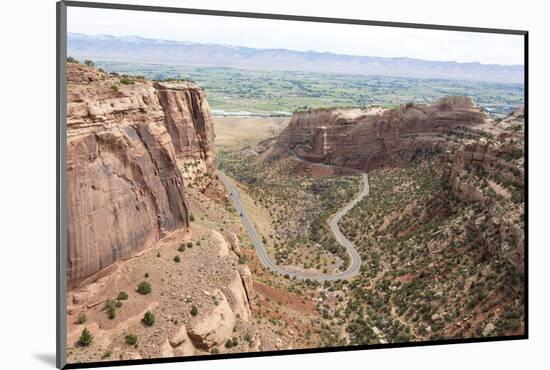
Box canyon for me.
[66,62,525,363]
[66,63,266,362]
[273,98,524,271]
[246,96,525,344]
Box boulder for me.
[222,270,252,321]
[186,290,236,349]
[482,322,496,337]
[225,232,243,257]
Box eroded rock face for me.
[275,98,524,271]
[442,135,525,270]
[155,81,215,172]
[168,324,195,356]
[496,107,525,132]
[222,270,252,321]
[225,231,243,257]
[277,97,488,170]
[186,290,236,349]
[66,64,215,286]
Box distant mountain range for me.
[67,33,524,84]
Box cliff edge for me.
[66,63,215,286]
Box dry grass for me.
[214,116,288,151]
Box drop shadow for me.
[34,353,57,367]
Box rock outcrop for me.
[277,97,488,170]
[222,270,252,321]
[155,81,215,172]
[186,290,236,349]
[496,107,525,132]
[66,63,215,286]
[442,130,525,270]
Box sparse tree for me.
[125,334,138,346]
[79,328,93,346]
[142,311,155,326]
[137,281,151,295]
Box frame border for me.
[56,1,528,369]
[57,1,68,369]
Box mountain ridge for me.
[67,32,524,84]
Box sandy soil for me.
[214,116,288,150]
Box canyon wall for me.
[442,109,525,270]
[277,97,488,170]
[155,81,215,172]
[275,100,524,270]
[66,63,215,286]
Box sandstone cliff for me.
[66,63,215,286]
[277,97,488,170]
[442,109,525,269]
[273,99,524,270]
[155,81,215,171]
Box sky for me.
[67,6,524,66]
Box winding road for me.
[218,151,368,281]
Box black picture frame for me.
[56,1,528,368]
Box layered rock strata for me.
[277,97,488,170]
[66,63,215,285]
[442,110,525,270]
[275,100,524,270]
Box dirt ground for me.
[214,116,288,150]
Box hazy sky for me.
[67,6,524,65]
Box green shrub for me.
[137,281,152,295]
[142,311,155,326]
[210,347,220,354]
[66,56,79,63]
[84,60,95,67]
[77,312,87,324]
[117,291,128,300]
[187,242,193,249]
[238,256,247,265]
[189,214,195,222]
[107,306,117,320]
[225,339,233,348]
[79,328,93,346]
[144,272,149,278]
[125,334,138,346]
[178,243,186,252]
[111,84,118,92]
[104,298,119,319]
[174,255,181,263]
[120,77,134,85]
[190,306,198,316]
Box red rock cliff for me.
[154,81,215,172]
[66,64,215,286]
[441,108,525,270]
[278,97,488,170]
